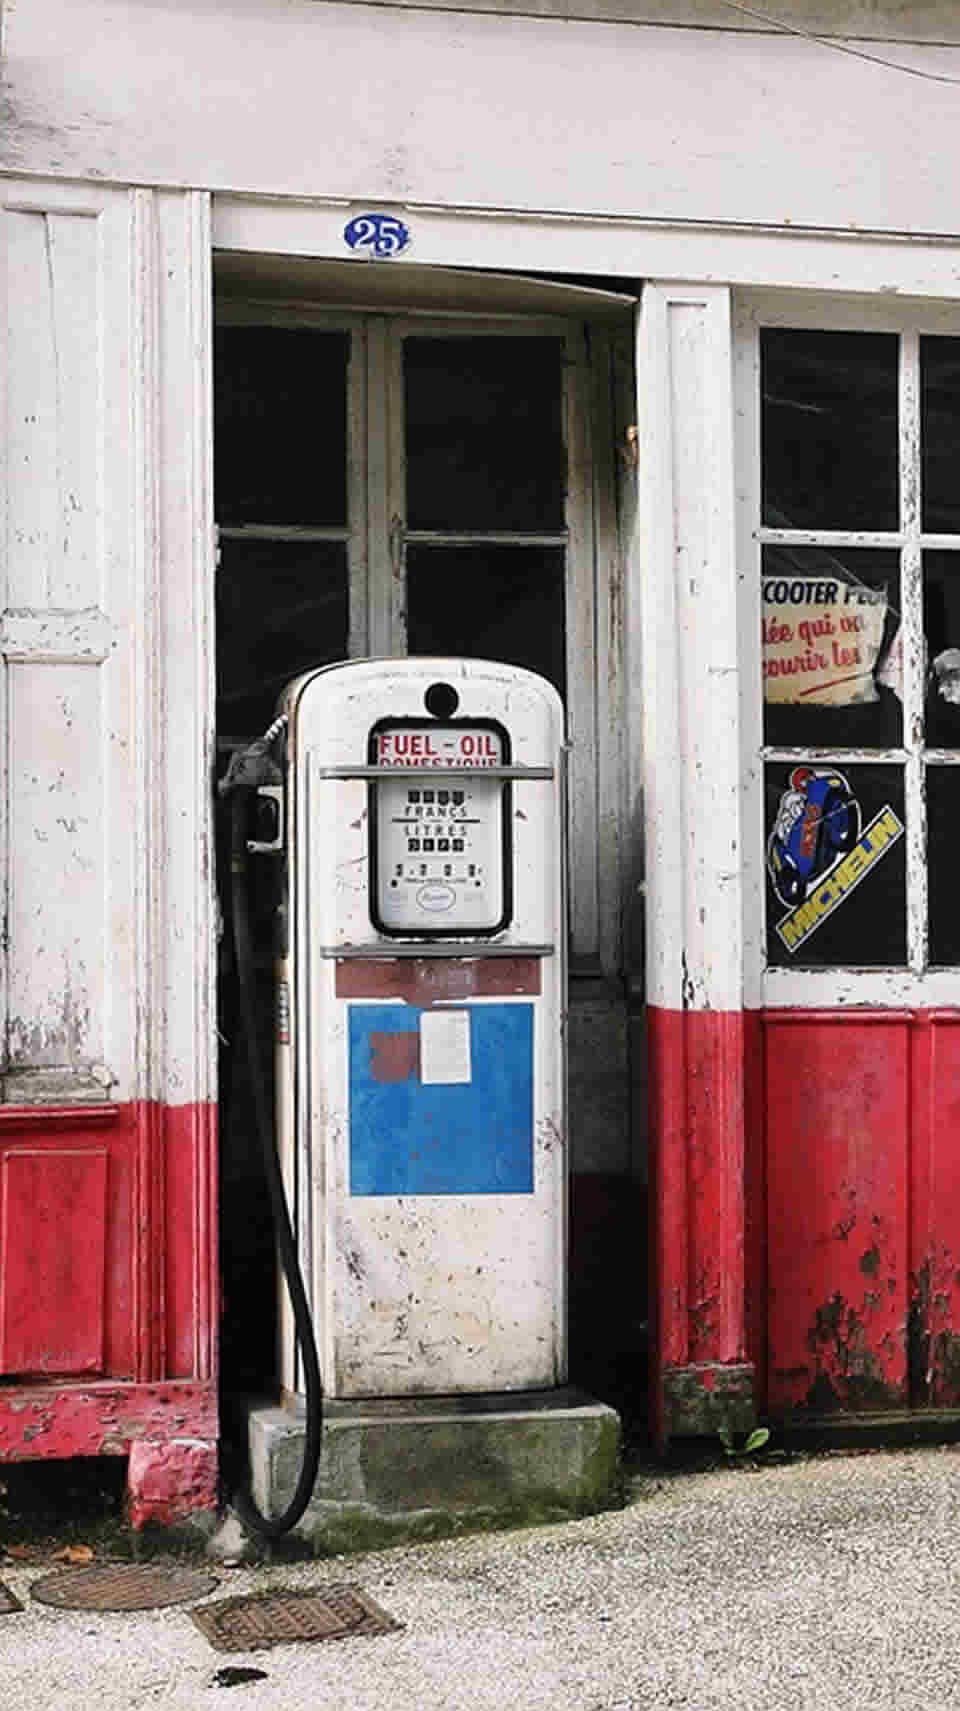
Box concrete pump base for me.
[246,1387,622,1553]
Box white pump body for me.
[275,657,568,1400]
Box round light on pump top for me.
[424,682,460,719]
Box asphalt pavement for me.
[5,1445,960,1709]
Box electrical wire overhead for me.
[717,0,960,86]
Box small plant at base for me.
[716,1424,770,1459]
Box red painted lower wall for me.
[650,1004,960,1436]
[647,1005,753,1444]
[764,1010,960,1418]
[0,1099,218,1524]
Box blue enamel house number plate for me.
[344,213,411,258]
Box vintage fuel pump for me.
[272,657,568,1407]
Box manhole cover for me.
[191,1585,401,1652]
[31,1563,219,1612]
[0,1580,23,1615]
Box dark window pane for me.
[217,537,348,741]
[406,545,566,699]
[761,329,898,530]
[928,766,960,963]
[405,337,565,532]
[762,546,902,748]
[923,551,960,747]
[215,327,349,527]
[921,336,960,534]
[765,762,906,967]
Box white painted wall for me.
[633,284,742,1014]
[6,0,960,1096]
[5,0,960,244]
[0,179,215,1106]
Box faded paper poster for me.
[762,574,887,706]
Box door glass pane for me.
[761,329,899,531]
[217,537,349,741]
[405,337,565,532]
[921,336,960,534]
[762,546,901,748]
[406,545,566,698]
[765,761,906,967]
[927,766,960,963]
[923,550,960,747]
[214,327,349,527]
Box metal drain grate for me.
[190,1585,402,1652]
[0,1580,23,1615]
[30,1563,219,1612]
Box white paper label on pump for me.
[420,1010,472,1085]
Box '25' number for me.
[344,214,411,258]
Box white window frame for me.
[735,288,960,1010]
[215,298,625,974]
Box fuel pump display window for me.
[369,721,511,935]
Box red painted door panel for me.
[0,1112,137,1380]
[765,1014,909,1415]
[0,1146,108,1374]
[907,1014,960,1408]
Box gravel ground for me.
[5,1447,960,1709]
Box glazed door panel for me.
[737,295,960,1425]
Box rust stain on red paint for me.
[909,1249,960,1408]
[0,1382,217,1462]
[804,1290,903,1412]
[369,1032,419,1083]
[930,1329,960,1403]
[688,1261,722,1361]
[689,1292,720,1356]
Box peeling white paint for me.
[8,0,960,251]
[1,180,215,1107]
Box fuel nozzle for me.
[217,712,288,798]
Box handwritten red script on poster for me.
[762,576,887,705]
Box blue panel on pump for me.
[348,1003,534,1195]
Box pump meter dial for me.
[370,722,510,934]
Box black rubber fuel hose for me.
[229,788,324,1538]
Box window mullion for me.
[219,525,350,543]
[563,323,599,968]
[758,529,903,548]
[900,330,926,972]
[347,326,369,657]
[404,531,568,547]
[905,738,926,972]
[366,317,404,657]
[386,325,407,657]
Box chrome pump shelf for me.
[314,766,555,781]
[320,943,555,959]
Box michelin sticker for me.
[768,766,904,953]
